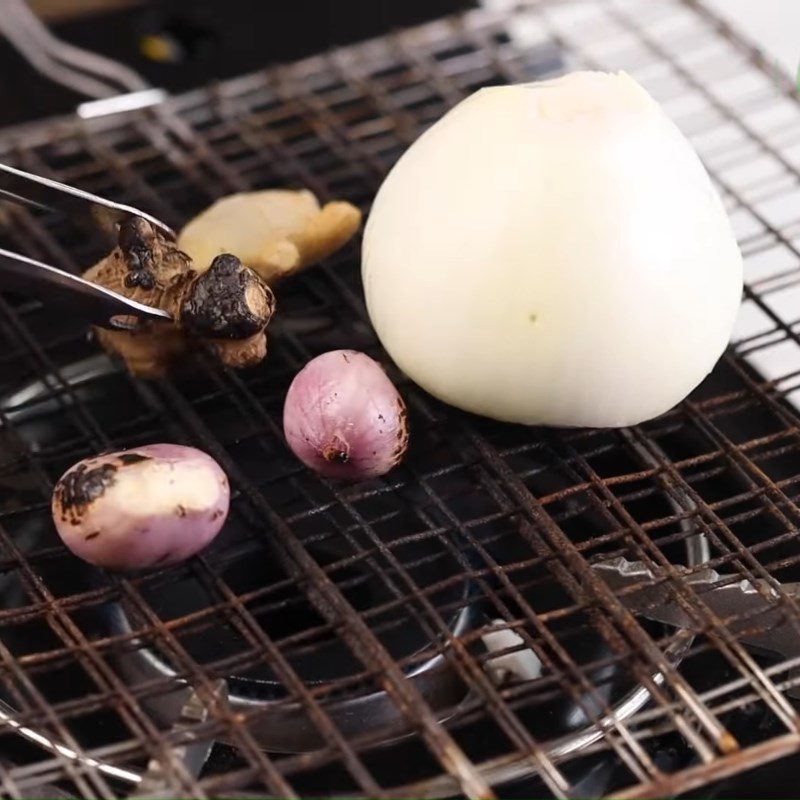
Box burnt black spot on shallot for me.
[117,452,151,465]
[54,463,117,518]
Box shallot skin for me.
[283,350,409,480]
[51,444,230,571]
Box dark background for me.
[0,0,475,125]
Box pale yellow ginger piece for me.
[177,189,362,284]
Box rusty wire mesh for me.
[1,0,800,797]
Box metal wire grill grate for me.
[1,0,800,796]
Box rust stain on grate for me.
[1,0,800,797]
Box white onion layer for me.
[362,71,743,427]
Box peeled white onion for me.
[362,71,743,427]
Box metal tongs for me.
[0,163,173,329]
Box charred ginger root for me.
[177,190,362,285]
[84,217,275,377]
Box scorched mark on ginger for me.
[83,217,275,378]
[180,253,275,340]
[119,217,157,290]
